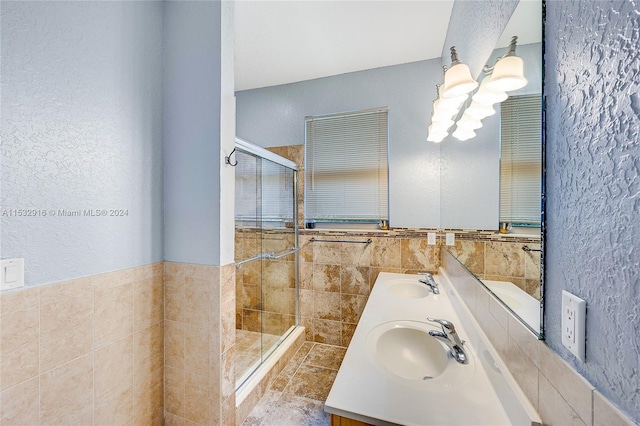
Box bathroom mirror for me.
[440,0,544,337]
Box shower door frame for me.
[234,138,300,389]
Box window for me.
[304,108,389,224]
[499,95,542,225]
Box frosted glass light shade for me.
[435,93,468,111]
[432,104,456,122]
[452,126,476,141]
[473,77,508,105]
[456,114,483,130]
[441,63,478,98]
[431,112,455,127]
[486,56,528,92]
[465,101,496,119]
[433,95,466,120]
[427,125,448,143]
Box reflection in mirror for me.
[441,0,543,337]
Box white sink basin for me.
[365,320,474,390]
[386,279,431,299]
[373,324,447,380]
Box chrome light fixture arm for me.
[483,36,520,74]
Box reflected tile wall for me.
[163,261,236,426]
[447,234,541,298]
[0,263,164,426]
[442,251,634,426]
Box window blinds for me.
[500,95,542,224]
[305,108,389,221]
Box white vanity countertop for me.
[325,272,539,426]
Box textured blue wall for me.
[163,1,225,266]
[546,0,640,420]
[0,1,164,286]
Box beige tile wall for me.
[441,250,635,426]
[164,262,236,426]
[0,263,164,426]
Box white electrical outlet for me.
[1,258,25,291]
[561,290,586,361]
[445,233,455,246]
[427,232,436,245]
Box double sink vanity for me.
[325,271,541,426]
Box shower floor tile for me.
[242,342,347,426]
[235,330,285,383]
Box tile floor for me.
[241,342,347,426]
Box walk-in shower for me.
[233,138,300,390]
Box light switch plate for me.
[445,233,455,246]
[1,258,25,291]
[561,290,586,361]
[427,232,436,245]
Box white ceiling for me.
[234,0,542,92]
[496,0,542,48]
[234,1,455,91]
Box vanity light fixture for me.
[428,39,526,143]
[456,114,483,130]
[484,36,528,92]
[465,101,496,119]
[433,96,465,119]
[427,124,448,143]
[427,84,467,142]
[472,76,508,106]
[452,126,476,141]
[441,47,478,98]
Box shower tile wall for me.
[235,230,297,336]
[163,262,236,426]
[0,263,164,426]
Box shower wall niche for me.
[234,139,300,388]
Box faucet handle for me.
[427,318,455,333]
[418,271,434,278]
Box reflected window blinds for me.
[305,108,389,221]
[500,95,542,224]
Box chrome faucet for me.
[427,318,469,364]
[418,273,439,294]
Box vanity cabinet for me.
[330,414,373,426]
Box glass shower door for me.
[235,151,263,386]
[234,146,299,389]
[259,158,297,361]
